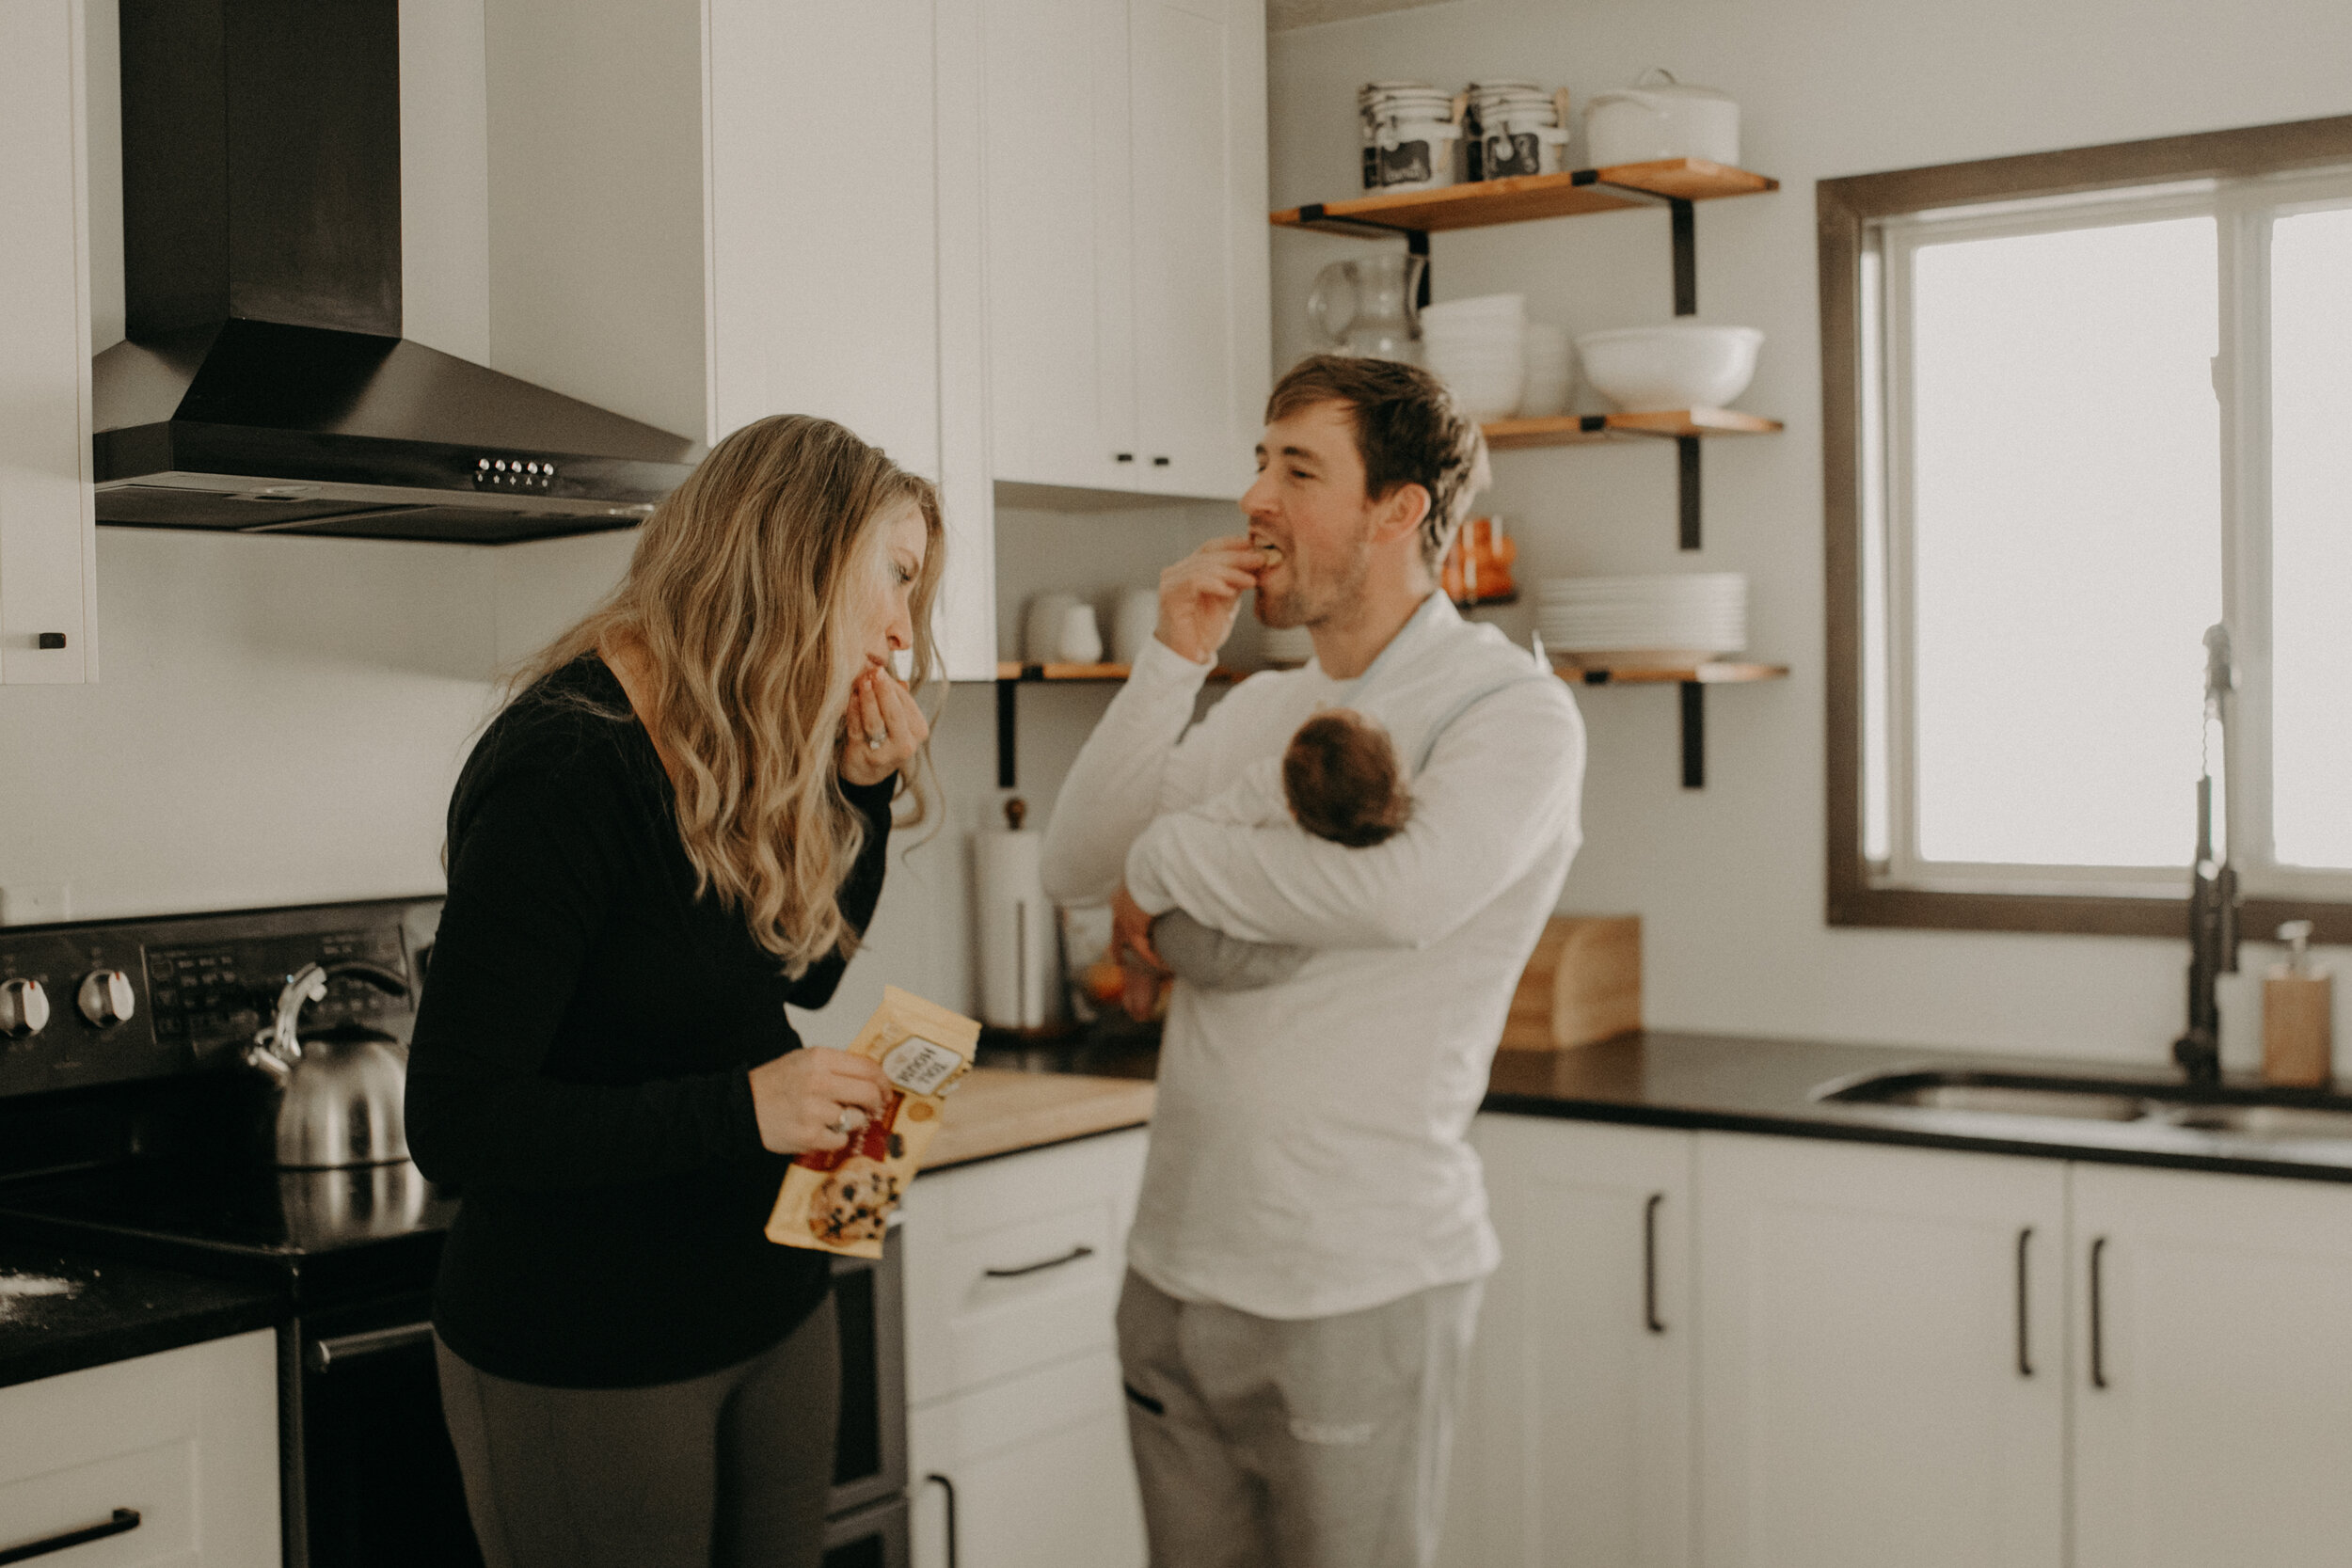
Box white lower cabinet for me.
[902,1128,1149,1568]
[1697,1134,2067,1568]
[1444,1116,1695,1568]
[910,1349,1147,1568]
[2072,1163,2352,1568]
[0,1328,279,1567]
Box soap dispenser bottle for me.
[2262,920,2334,1087]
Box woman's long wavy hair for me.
[516,414,945,976]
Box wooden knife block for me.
[1500,915,1642,1051]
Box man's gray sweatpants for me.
[1115,1268,1483,1568]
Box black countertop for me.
[986,1025,2352,1185]
[1484,1030,2352,1182]
[0,1242,282,1391]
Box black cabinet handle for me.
[36,633,67,651]
[924,1473,959,1568]
[2014,1227,2034,1378]
[1151,456,1171,467]
[1643,1192,1666,1335]
[2089,1236,2109,1389]
[0,1509,141,1565]
[1115,452,1135,463]
[309,1319,434,1372]
[984,1243,1094,1279]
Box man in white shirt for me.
[1040,356,1586,1568]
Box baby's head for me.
[1282,709,1410,847]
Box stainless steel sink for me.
[1815,1068,2352,1141]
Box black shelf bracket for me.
[1669,198,1697,317]
[1680,681,1706,789]
[995,677,1018,789]
[1677,435,1702,550]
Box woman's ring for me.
[866,735,884,751]
[833,1107,866,1136]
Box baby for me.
[1149,707,1411,992]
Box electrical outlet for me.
[0,885,71,926]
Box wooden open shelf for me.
[1271,160,1777,237]
[1558,660,1788,687]
[1484,408,1783,451]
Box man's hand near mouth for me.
[1154,535,1266,665]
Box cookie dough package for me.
[766,986,980,1259]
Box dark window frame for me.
[1820,114,2352,943]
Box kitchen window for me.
[1820,117,2352,940]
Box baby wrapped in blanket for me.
[1151,706,1410,990]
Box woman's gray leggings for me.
[435,1294,838,1568]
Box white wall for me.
[1267,0,2352,1067]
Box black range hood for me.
[94,0,700,544]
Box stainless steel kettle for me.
[244,961,412,1169]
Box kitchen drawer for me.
[908,1349,1145,1568]
[0,1328,278,1567]
[904,1131,1145,1405]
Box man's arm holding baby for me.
[1120,683,1584,952]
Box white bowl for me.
[1574,325,1762,410]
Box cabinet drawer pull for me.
[924,1473,959,1568]
[2014,1226,2034,1378]
[310,1320,434,1372]
[36,633,68,651]
[1151,456,1170,467]
[0,1508,140,1564]
[2089,1236,2109,1389]
[983,1243,1094,1280]
[1643,1192,1666,1335]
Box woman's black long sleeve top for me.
[405,654,897,1388]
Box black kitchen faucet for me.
[2172,624,2240,1088]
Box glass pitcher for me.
[1308,253,1426,363]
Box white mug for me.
[1057,603,1104,664]
[1023,593,1079,665]
[1112,588,1161,665]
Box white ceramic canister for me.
[1583,68,1740,169]
[1359,81,1456,190]
[1057,603,1104,664]
[1483,98,1569,180]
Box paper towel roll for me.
[975,823,1057,1029]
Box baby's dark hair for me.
[1282,710,1411,847]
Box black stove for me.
[0,897,474,1568]
[0,896,912,1568]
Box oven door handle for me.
[308,1320,435,1372]
[0,1509,140,1565]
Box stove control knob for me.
[77,970,136,1029]
[0,978,50,1040]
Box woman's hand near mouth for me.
[838,666,928,785]
[1155,535,1265,664]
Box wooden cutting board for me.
[926,1068,1156,1171]
[1499,915,1642,1051]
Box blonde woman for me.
[405,415,941,1568]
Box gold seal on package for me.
[765,986,980,1259]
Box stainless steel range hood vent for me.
[94,0,699,544]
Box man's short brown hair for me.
[1265,354,1490,571]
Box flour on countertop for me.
[0,1271,81,1321]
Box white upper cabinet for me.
[2072,1164,2352,1568]
[977,0,1135,494]
[492,0,997,680]
[1696,1133,2067,1568]
[1126,0,1267,500]
[0,0,98,684]
[981,0,1267,499]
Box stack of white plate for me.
[1260,625,1315,668]
[1536,574,1747,664]
[1422,293,1525,421]
[1518,322,1573,417]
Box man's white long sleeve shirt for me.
[1041,594,1585,1320]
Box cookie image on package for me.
[807,1157,903,1247]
